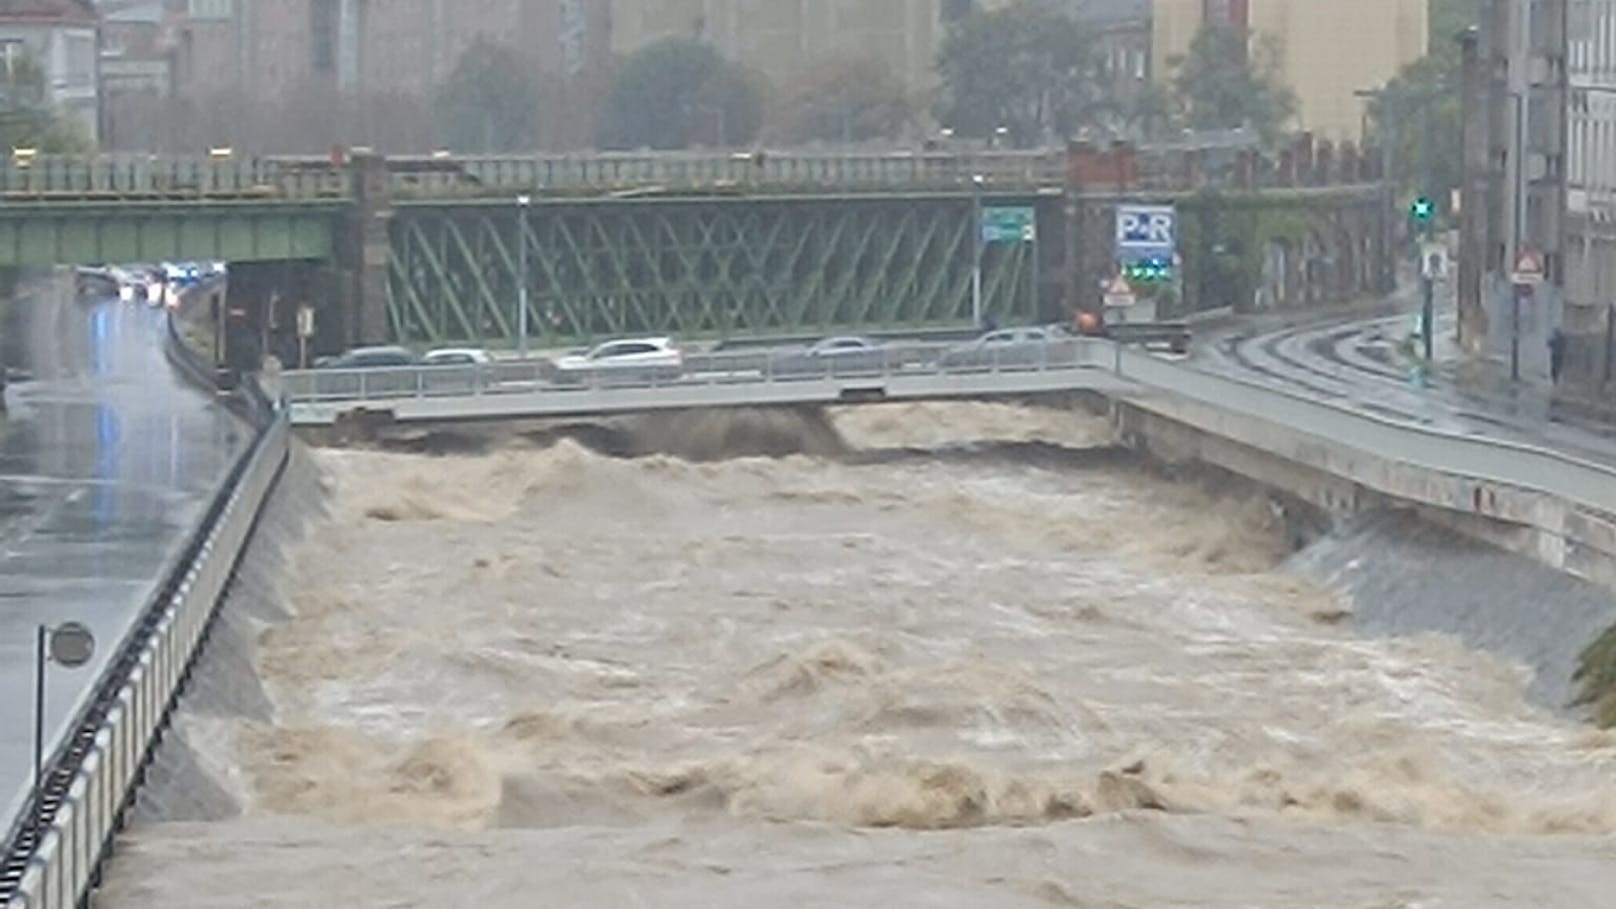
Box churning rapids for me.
[100,402,1616,907]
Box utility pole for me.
[516,194,530,357]
[971,174,985,326]
[1421,93,1436,362]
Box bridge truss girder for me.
[387,195,1039,346]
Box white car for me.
[553,337,683,383]
[423,347,493,366]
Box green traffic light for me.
[1409,196,1435,222]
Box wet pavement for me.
[1195,294,1616,471]
[0,282,249,837]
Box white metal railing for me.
[1,407,290,909]
[279,339,1114,405]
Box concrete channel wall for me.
[1108,348,1616,593]
[0,314,290,909]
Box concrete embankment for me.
[1104,380,1616,720]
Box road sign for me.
[1510,248,1544,286]
[1115,204,1177,260]
[982,206,1035,244]
[1102,275,1136,308]
[296,304,315,339]
[1420,242,1448,281]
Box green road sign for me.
[982,206,1036,244]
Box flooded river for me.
[101,402,1616,907]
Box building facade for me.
[1565,0,1616,386]
[1152,0,1427,142]
[0,0,100,144]
[608,0,959,100]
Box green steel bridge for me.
[0,145,1385,351]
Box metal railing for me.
[0,149,1388,202]
[279,338,1115,405]
[0,154,349,201]
[0,324,291,909]
[388,151,1070,197]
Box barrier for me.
[0,316,291,909]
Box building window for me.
[311,0,337,73]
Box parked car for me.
[768,336,889,377]
[939,327,1069,370]
[423,347,493,366]
[317,345,420,369]
[553,337,684,384]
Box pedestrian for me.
[1549,327,1567,385]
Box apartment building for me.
[1152,0,1427,142]
[608,0,962,98]
[1565,0,1615,384]
[0,0,100,143]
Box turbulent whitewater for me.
[102,402,1616,908]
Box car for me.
[553,337,683,384]
[939,327,1068,370]
[768,336,889,377]
[318,345,420,369]
[423,347,493,366]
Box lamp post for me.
[1498,89,1531,383]
[32,622,95,832]
[516,194,530,358]
[971,173,986,326]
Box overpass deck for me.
[278,340,1131,426]
[0,297,248,860]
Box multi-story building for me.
[1151,0,1427,142]
[609,0,961,101]
[1565,0,1616,386]
[150,0,611,152]
[0,0,100,144]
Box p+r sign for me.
[1115,204,1177,259]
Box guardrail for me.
[279,339,1113,404]
[388,151,1069,198]
[0,155,349,201]
[0,323,291,909]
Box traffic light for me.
[1409,195,1436,224]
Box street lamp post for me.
[1509,90,1526,382]
[971,174,986,326]
[32,622,94,832]
[516,194,531,357]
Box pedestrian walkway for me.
[0,291,247,840]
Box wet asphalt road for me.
[1193,299,1616,470]
[0,285,248,836]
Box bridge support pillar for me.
[339,151,393,347]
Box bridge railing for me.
[387,151,1070,197]
[0,155,348,200]
[279,337,1120,404]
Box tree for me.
[1363,1,1482,206]
[934,0,1102,147]
[1169,20,1296,144]
[774,54,914,144]
[436,39,543,153]
[0,52,92,153]
[597,38,765,150]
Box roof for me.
[0,0,99,25]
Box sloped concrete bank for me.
[1103,389,1616,720]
